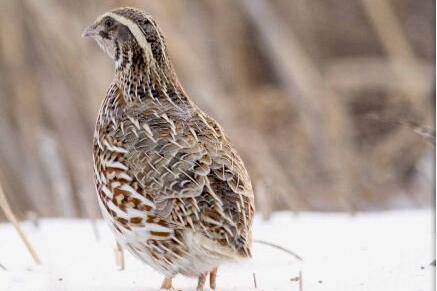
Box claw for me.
[210,267,218,290]
[197,273,207,291]
[160,277,173,290]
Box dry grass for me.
[0,0,434,220]
[253,240,303,261]
[0,178,41,264]
[115,241,125,271]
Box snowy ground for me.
[0,210,434,291]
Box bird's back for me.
[93,83,254,276]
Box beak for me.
[82,23,99,38]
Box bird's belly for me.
[96,195,176,275]
[97,195,239,277]
[176,229,243,277]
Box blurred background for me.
[0,0,434,222]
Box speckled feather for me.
[90,7,254,279]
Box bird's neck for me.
[114,54,191,109]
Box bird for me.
[83,7,255,290]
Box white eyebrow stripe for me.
[104,12,153,63]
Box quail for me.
[83,7,254,290]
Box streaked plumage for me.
[84,7,254,290]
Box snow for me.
[0,210,434,291]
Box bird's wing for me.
[113,101,254,255]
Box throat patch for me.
[99,31,110,39]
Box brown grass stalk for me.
[115,241,125,271]
[253,239,303,261]
[0,179,41,265]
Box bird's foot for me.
[197,267,218,291]
[209,267,218,290]
[196,273,207,291]
[160,277,181,290]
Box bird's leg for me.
[160,277,173,290]
[196,273,207,291]
[209,267,218,290]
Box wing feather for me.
[104,94,254,255]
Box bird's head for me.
[83,7,169,70]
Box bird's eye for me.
[104,18,114,28]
